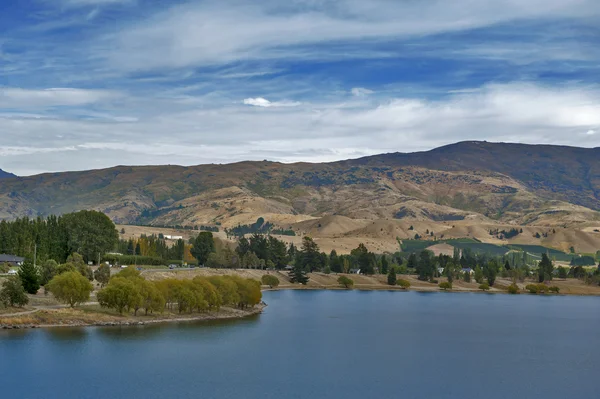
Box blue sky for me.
[1,0,599,175]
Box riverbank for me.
[0,303,265,330]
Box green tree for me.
[538,253,554,283]
[289,263,309,285]
[0,276,29,307]
[337,276,354,289]
[97,277,142,314]
[463,270,471,282]
[387,267,397,286]
[47,271,93,307]
[191,232,215,265]
[261,274,280,288]
[484,260,498,286]
[397,279,411,289]
[94,264,111,287]
[557,266,568,279]
[474,266,484,284]
[0,262,10,274]
[297,236,323,272]
[380,256,389,275]
[18,260,40,294]
[416,250,434,281]
[40,259,58,286]
[439,281,452,291]
[61,211,119,263]
[507,284,519,294]
[479,283,490,291]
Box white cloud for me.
[351,88,374,97]
[587,130,597,135]
[1,82,600,175]
[0,88,121,108]
[103,0,600,71]
[243,97,301,107]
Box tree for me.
[94,264,111,287]
[474,266,484,284]
[261,274,280,288]
[557,266,568,279]
[483,260,498,286]
[40,259,58,286]
[507,284,519,294]
[351,244,375,275]
[407,253,418,270]
[97,277,142,314]
[18,260,40,294]
[479,283,490,291]
[387,267,397,286]
[297,236,322,272]
[47,271,93,307]
[416,250,434,281]
[61,210,119,263]
[0,262,10,274]
[0,276,29,307]
[538,253,554,283]
[191,232,215,265]
[380,256,389,275]
[463,270,471,282]
[289,263,309,285]
[337,276,354,289]
[397,279,411,289]
[439,282,452,291]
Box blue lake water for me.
[2,290,600,399]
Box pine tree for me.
[387,267,397,286]
[381,256,389,275]
[18,260,40,294]
[289,263,309,285]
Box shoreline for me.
[0,303,266,331]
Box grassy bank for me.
[0,304,264,329]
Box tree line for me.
[0,211,118,264]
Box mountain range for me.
[0,169,15,179]
[1,141,600,254]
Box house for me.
[461,267,474,275]
[349,268,361,274]
[0,254,25,267]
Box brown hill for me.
[1,141,600,253]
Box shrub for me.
[397,279,411,289]
[537,284,549,294]
[525,284,539,294]
[337,276,354,289]
[439,282,452,291]
[0,276,29,307]
[261,274,280,289]
[507,284,519,294]
[479,283,490,291]
[0,262,10,274]
[549,286,560,294]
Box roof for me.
[0,254,25,262]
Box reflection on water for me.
[44,327,89,341]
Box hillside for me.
[1,141,600,253]
[0,169,15,179]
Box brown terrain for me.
[2,141,600,254]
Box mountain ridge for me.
[0,141,599,234]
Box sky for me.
[1,0,599,176]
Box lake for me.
[2,290,600,399]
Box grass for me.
[507,245,572,261]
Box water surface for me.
[2,290,599,398]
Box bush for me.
[439,282,452,291]
[397,279,411,289]
[525,284,539,294]
[337,276,354,289]
[479,283,490,291]
[549,286,560,294]
[537,284,549,294]
[507,284,519,294]
[47,271,94,307]
[0,262,10,274]
[261,274,280,288]
[0,276,29,307]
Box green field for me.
[506,245,573,261]
[400,239,574,260]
